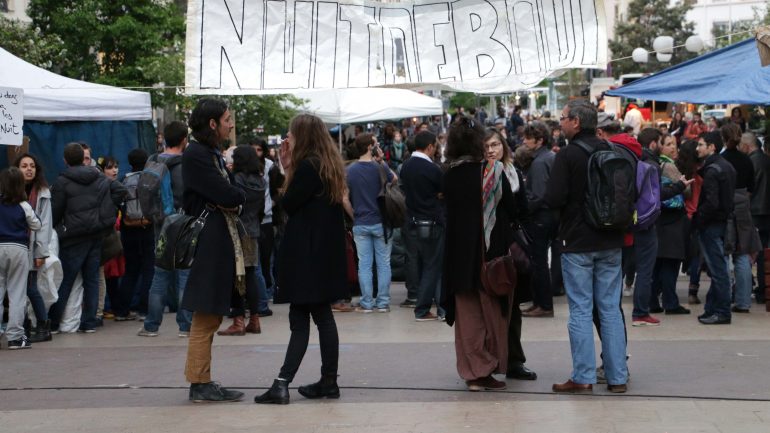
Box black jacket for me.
[525,146,555,214]
[277,159,348,305]
[51,165,126,246]
[399,154,444,225]
[749,149,770,217]
[695,153,736,228]
[234,172,266,238]
[544,131,624,253]
[180,141,245,316]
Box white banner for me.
[0,87,24,146]
[185,0,606,95]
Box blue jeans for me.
[562,249,627,386]
[731,254,752,310]
[352,224,392,309]
[26,270,48,322]
[632,227,658,318]
[50,237,102,331]
[144,267,192,332]
[698,223,731,318]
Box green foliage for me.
[27,0,185,108]
[608,0,696,76]
[0,16,68,71]
[449,92,489,111]
[711,2,769,48]
[226,94,305,137]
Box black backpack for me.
[572,139,636,231]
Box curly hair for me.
[446,115,485,161]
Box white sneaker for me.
[623,284,633,297]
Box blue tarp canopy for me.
[606,39,770,105]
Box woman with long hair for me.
[13,154,53,342]
[670,111,686,144]
[442,116,521,391]
[182,98,246,403]
[677,140,706,304]
[255,114,348,404]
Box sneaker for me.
[256,309,273,317]
[596,366,607,384]
[632,315,660,327]
[437,314,446,322]
[331,302,354,312]
[416,312,438,322]
[399,298,417,308]
[376,306,390,313]
[8,335,31,350]
[178,331,190,338]
[77,328,96,333]
[114,313,137,322]
[354,306,373,313]
[137,328,159,337]
[622,284,633,297]
[135,314,147,321]
[665,306,691,315]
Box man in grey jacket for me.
[741,132,770,302]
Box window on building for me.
[0,0,9,13]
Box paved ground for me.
[2,277,770,433]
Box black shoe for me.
[298,374,340,399]
[506,363,538,380]
[399,299,417,308]
[95,317,104,327]
[77,328,96,333]
[256,309,273,317]
[189,382,244,403]
[649,306,664,314]
[698,314,731,325]
[254,379,290,404]
[7,335,31,350]
[28,320,52,343]
[665,306,691,315]
[731,306,750,313]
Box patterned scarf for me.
[213,155,246,296]
[482,160,504,251]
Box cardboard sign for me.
[185,0,607,94]
[0,86,24,146]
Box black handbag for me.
[155,209,209,271]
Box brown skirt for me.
[454,289,512,380]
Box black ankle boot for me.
[254,379,290,404]
[298,374,340,399]
[29,320,52,343]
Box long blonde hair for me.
[284,114,347,204]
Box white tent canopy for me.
[293,88,443,124]
[0,47,152,121]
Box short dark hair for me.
[446,115,485,161]
[638,128,662,149]
[354,133,375,156]
[128,148,149,171]
[164,121,188,149]
[720,123,742,150]
[413,131,436,151]
[63,142,85,166]
[189,98,228,147]
[0,167,27,205]
[97,156,119,171]
[565,100,597,132]
[702,131,723,153]
[232,145,263,175]
[522,122,552,147]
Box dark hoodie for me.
[51,165,127,246]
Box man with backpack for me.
[50,143,127,333]
[139,121,193,337]
[631,129,690,327]
[545,100,628,394]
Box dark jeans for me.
[26,270,48,322]
[259,223,275,290]
[403,223,444,318]
[278,303,339,382]
[622,246,636,287]
[507,304,526,366]
[651,258,683,311]
[698,223,731,318]
[117,226,155,316]
[756,221,769,299]
[525,212,556,310]
[632,227,658,318]
[49,237,102,330]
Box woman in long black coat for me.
[255,114,348,405]
[442,116,520,392]
[181,99,246,403]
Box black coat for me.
[277,159,348,305]
[180,141,245,316]
[442,162,519,325]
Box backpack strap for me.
[570,138,594,155]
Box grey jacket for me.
[524,146,555,214]
[29,187,52,267]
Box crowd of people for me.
[1,96,768,403]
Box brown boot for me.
[245,315,261,334]
[217,316,245,336]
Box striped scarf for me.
[482,160,503,251]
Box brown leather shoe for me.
[466,376,507,392]
[245,315,261,334]
[522,306,554,318]
[331,302,354,312]
[607,383,627,393]
[217,316,245,336]
[552,379,592,393]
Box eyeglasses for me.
[559,115,573,121]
